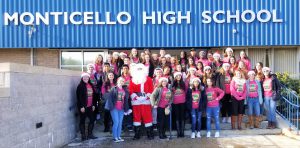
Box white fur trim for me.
[222,63,231,68]
[131,99,151,105]
[147,93,151,98]
[248,71,256,76]
[81,73,90,78]
[164,54,171,58]
[145,123,153,127]
[226,47,233,53]
[262,67,271,72]
[173,72,182,78]
[87,63,95,69]
[131,93,138,99]
[213,53,221,58]
[133,122,141,126]
[204,66,211,71]
[191,77,201,83]
[159,77,168,83]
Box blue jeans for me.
[247,98,260,116]
[110,108,124,139]
[191,109,202,132]
[264,97,276,122]
[206,106,220,132]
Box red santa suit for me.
[129,76,154,127]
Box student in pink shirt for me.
[151,68,163,130]
[76,73,97,141]
[198,50,210,66]
[172,72,186,138]
[245,71,263,129]
[129,48,140,64]
[230,70,247,130]
[205,78,225,138]
[150,77,173,139]
[262,67,281,129]
[237,51,251,71]
[222,48,234,63]
[196,61,204,79]
[106,77,131,143]
[186,78,206,139]
[215,63,234,123]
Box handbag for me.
[272,91,281,101]
[164,106,170,115]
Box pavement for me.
[65,135,300,148]
[64,115,300,148]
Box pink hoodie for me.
[206,87,225,107]
[230,77,247,100]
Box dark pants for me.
[173,103,185,124]
[232,97,245,115]
[221,94,232,117]
[123,113,133,129]
[104,110,112,130]
[157,107,169,134]
[79,107,95,126]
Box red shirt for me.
[86,83,93,107]
[115,87,125,110]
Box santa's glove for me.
[125,109,132,115]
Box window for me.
[60,50,106,71]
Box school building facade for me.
[1,0,300,76]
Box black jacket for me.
[106,86,130,112]
[186,86,207,112]
[76,80,97,110]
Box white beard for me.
[132,70,147,84]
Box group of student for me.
[76,48,281,142]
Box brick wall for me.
[35,49,59,68]
[0,48,31,65]
[0,48,60,69]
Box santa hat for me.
[262,67,271,72]
[81,72,90,78]
[87,63,95,69]
[164,54,171,58]
[155,67,163,72]
[120,52,127,56]
[191,77,201,83]
[248,71,256,76]
[213,52,221,58]
[173,72,182,78]
[225,47,233,53]
[222,63,231,68]
[204,66,212,71]
[113,52,119,56]
[159,77,169,83]
[199,50,206,54]
[188,67,197,72]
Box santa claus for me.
[129,63,154,140]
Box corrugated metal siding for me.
[248,48,267,68]
[1,0,300,48]
[274,48,297,75]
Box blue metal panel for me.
[0,0,300,48]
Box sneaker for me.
[113,138,120,143]
[206,132,211,138]
[222,117,226,123]
[227,117,231,123]
[196,132,201,138]
[118,137,124,142]
[191,132,195,139]
[214,132,220,138]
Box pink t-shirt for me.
[206,87,225,107]
[198,59,210,67]
[192,90,200,109]
[263,78,273,97]
[196,70,204,77]
[101,82,115,94]
[158,87,170,108]
[86,83,93,107]
[89,73,97,86]
[223,57,230,63]
[248,80,259,98]
[230,79,247,100]
[122,75,131,86]
[115,87,125,110]
[132,57,139,63]
[173,88,186,104]
[224,73,231,94]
